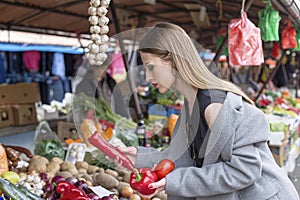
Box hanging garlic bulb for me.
[88,7,97,15]
[100,35,109,43]
[100,25,109,34]
[97,7,108,16]
[101,0,111,8]
[90,25,101,34]
[90,0,101,7]
[91,34,101,42]
[87,0,110,66]
[89,16,99,25]
[98,16,109,26]
[99,43,109,52]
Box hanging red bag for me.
[271,42,281,59]
[281,21,297,49]
[228,12,264,67]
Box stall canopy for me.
[0,0,299,49]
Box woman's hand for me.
[108,146,137,169]
[117,146,137,165]
[137,178,166,199]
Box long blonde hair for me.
[139,22,253,104]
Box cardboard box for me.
[12,103,37,125]
[0,105,14,128]
[269,139,289,167]
[57,121,79,142]
[0,83,40,104]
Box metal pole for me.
[110,0,147,146]
[254,51,286,101]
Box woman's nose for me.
[145,70,153,82]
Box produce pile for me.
[0,143,168,200]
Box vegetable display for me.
[56,180,89,200]
[0,177,43,200]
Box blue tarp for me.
[0,43,85,54]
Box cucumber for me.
[17,185,43,200]
[0,178,30,200]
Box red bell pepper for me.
[56,181,89,200]
[130,168,158,196]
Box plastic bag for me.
[282,21,297,49]
[271,42,281,59]
[34,121,65,160]
[293,27,300,51]
[228,12,264,66]
[258,3,281,42]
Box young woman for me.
[116,22,299,200]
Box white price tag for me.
[90,185,115,198]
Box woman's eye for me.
[148,65,154,71]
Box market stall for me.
[1,0,300,199]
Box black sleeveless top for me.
[185,89,226,167]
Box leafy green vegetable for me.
[34,139,65,160]
[84,150,116,170]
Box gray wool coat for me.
[136,92,299,200]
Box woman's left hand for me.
[141,178,166,198]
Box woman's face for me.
[140,52,175,94]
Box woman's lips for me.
[152,83,158,88]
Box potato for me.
[122,171,131,183]
[110,188,119,196]
[155,190,167,200]
[47,162,60,174]
[87,165,99,174]
[81,174,93,183]
[56,171,72,178]
[120,186,133,198]
[116,181,130,192]
[61,161,78,175]
[28,155,49,173]
[95,173,119,189]
[116,176,123,181]
[130,194,141,200]
[75,161,89,170]
[105,169,119,177]
[78,168,87,174]
[51,157,64,164]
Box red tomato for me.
[154,159,175,180]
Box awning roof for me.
[0,43,85,54]
[0,0,299,49]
